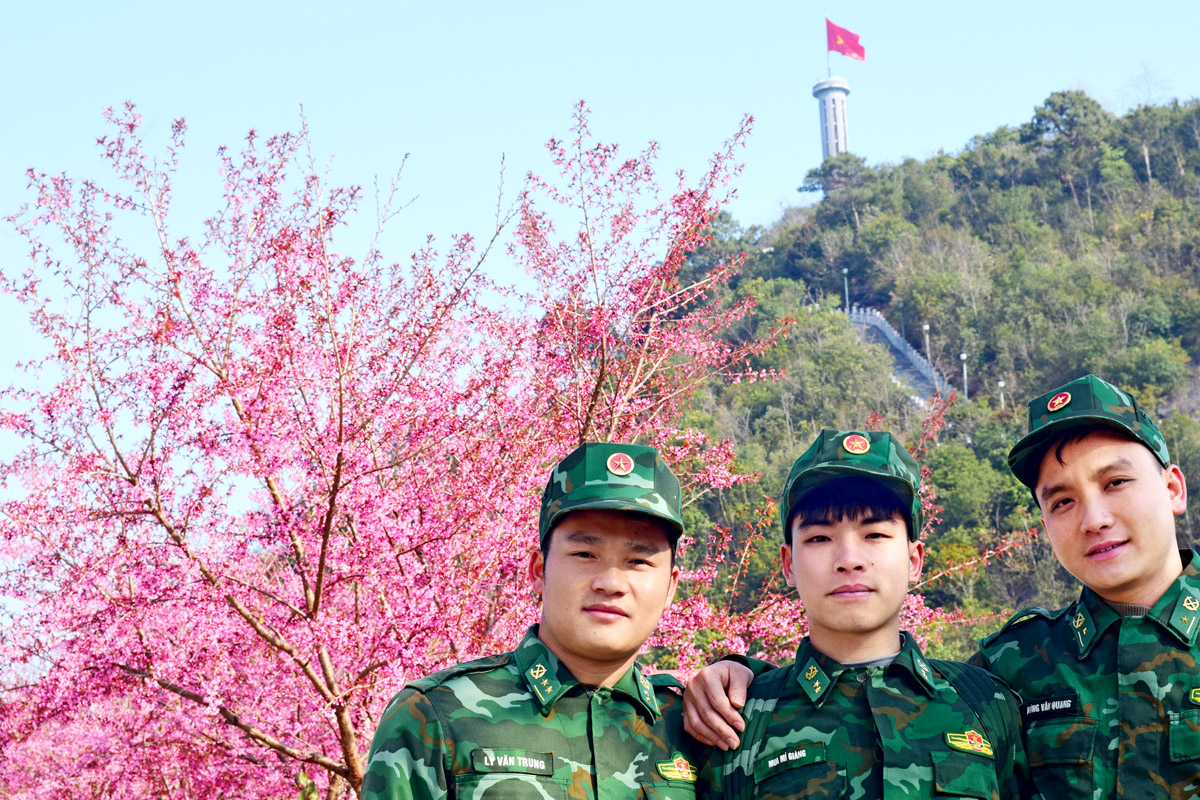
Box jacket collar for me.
[791,633,937,707]
[512,626,661,718]
[1073,549,1200,657]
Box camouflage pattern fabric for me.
[363,627,704,800]
[539,443,683,544]
[1007,373,1170,492]
[971,549,1200,799]
[702,635,1025,799]
[780,429,923,540]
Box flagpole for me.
[825,13,831,77]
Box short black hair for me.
[785,476,909,545]
[542,510,678,566]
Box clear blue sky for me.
[2,0,1198,421]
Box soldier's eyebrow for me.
[797,512,898,528]
[626,539,666,557]
[1092,458,1136,480]
[563,531,603,547]
[1038,476,1072,504]
[562,531,665,557]
[858,513,901,526]
[1038,457,1138,503]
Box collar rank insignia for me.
[1191,688,1200,706]
[912,653,932,685]
[1170,593,1200,641]
[799,657,831,703]
[526,661,560,704]
[636,672,660,715]
[945,729,994,758]
[656,753,697,782]
[1070,605,1095,653]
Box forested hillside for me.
[681,90,1200,657]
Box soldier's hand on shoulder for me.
[683,661,752,750]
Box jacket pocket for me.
[454,773,568,800]
[1024,716,1096,799]
[1170,709,1200,762]
[639,780,697,800]
[753,744,844,800]
[931,750,999,798]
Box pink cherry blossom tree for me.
[0,102,781,799]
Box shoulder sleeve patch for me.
[405,653,512,692]
[648,672,686,692]
[1001,606,1057,629]
[745,661,793,697]
[980,605,1064,647]
[928,658,1013,694]
[993,604,1060,633]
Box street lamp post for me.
[842,267,850,312]
[998,379,1006,410]
[922,322,931,365]
[960,351,969,401]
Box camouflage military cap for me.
[1007,374,1170,491]
[538,442,683,544]
[781,430,922,541]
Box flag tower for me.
[813,19,864,161]
[812,77,851,160]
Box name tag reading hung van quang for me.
[1021,694,1082,722]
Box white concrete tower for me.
[812,77,851,160]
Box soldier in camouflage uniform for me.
[970,374,1200,799]
[701,430,1026,800]
[362,442,704,800]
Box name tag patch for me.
[754,743,827,781]
[1023,693,1082,721]
[471,749,554,775]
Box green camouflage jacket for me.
[971,549,1200,799]
[702,635,1025,799]
[363,627,704,800]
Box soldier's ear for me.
[664,565,680,608]
[780,543,796,587]
[908,541,924,584]
[1165,464,1187,516]
[529,548,546,595]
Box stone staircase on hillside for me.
[844,305,953,403]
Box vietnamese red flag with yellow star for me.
[826,18,865,61]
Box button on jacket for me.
[973,548,1200,799]
[703,635,1025,799]
[364,626,703,800]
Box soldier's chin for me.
[575,628,649,659]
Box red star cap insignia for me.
[842,434,870,455]
[1047,392,1072,412]
[606,452,634,476]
